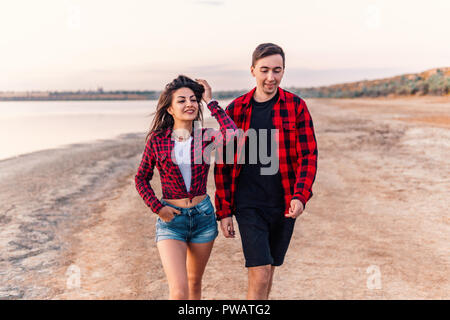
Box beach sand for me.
[0,96,449,299]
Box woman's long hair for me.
[146,75,204,141]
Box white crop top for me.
[173,136,192,192]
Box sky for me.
[0,0,449,91]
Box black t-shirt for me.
[235,92,284,209]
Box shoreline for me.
[0,132,148,299]
[0,131,147,164]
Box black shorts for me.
[234,206,296,268]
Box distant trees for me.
[293,68,449,98]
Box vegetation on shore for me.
[290,67,449,98]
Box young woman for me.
[135,75,237,300]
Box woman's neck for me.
[172,120,193,141]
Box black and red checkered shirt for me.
[214,87,318,220]
[135,100,237,214]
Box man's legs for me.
[267,265,276,298]
[235,206,294,299]
[247,265,276,300]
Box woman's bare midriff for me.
[162,194,207,208]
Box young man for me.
[214,43,318,299]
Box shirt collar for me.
[164,127,172,138]
[163,126,195,138]
[242,86,286,108]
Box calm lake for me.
[0,99,230,161]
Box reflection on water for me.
[0,99,229,161]
[0,100,157,160]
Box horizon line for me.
[1,66,448,93]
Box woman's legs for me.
[157,239,215,300]
[186,240,215,300]
[157,239,189,299]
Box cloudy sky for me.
[1,0,449,91]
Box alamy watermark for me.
[66,2,81,30]
[364,4,382,30]
[366,265,382,290]
[170,121,280,175]
[65,264,81,290]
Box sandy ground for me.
[0,96,448,299]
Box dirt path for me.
[2,97,448,299]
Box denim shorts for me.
[156,194,218,243]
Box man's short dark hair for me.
[252,43,285,68]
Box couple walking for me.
[135,43,318,300]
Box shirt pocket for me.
[197,199,215,217]
[282,120,296,131]
[281,120,297,155]
[158,150,175,175]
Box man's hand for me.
[219,216,235,238]
[285,199,304,219]
[158,206,181,222]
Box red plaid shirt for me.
[135,100,237,214]
[214,87,318,220]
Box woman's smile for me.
[184,108,196,114]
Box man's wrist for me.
[216,212,233,221]
[291,195,306,208]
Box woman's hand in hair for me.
[196,79,212,104]
[158,206,181,222]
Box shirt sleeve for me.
[135,136,164,214]
[203,100,238,148]
[291,98,318,208]
[213,101,236,220]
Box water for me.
[0,100,158,161]
[0,99,229,161]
